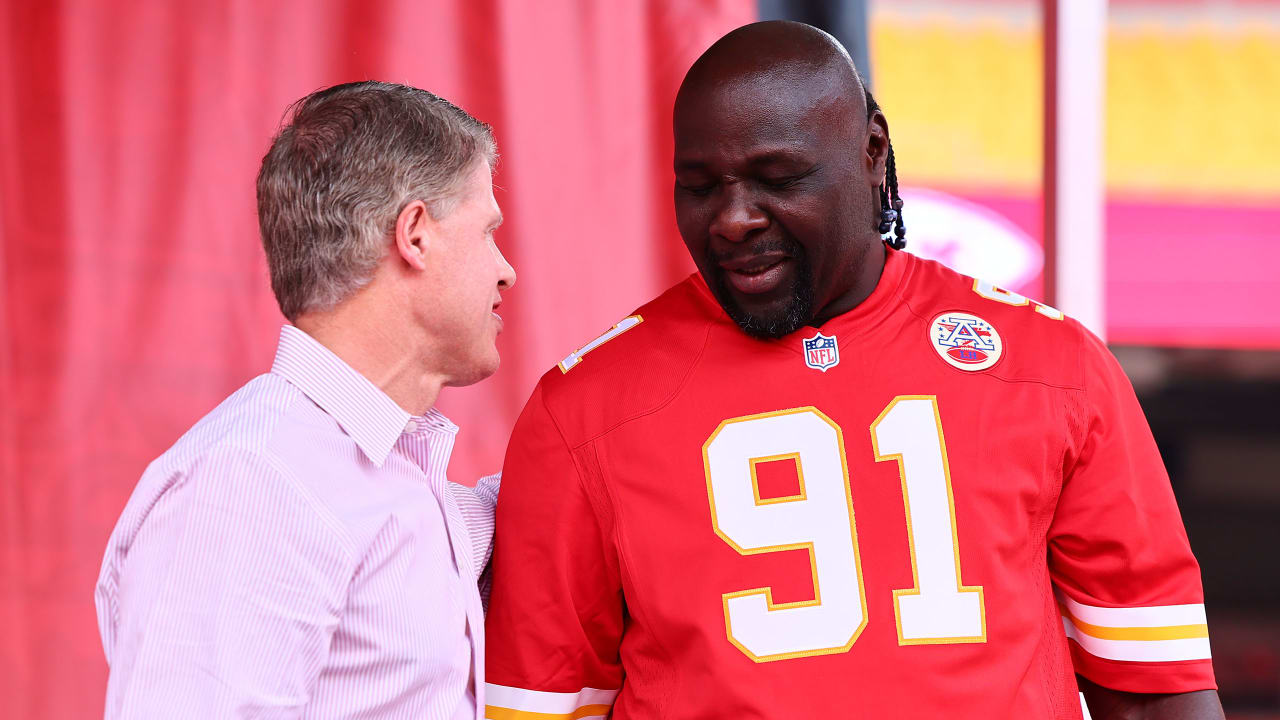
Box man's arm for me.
[1080,675,1224,720]
[1049,326,1218,704]
[103,445,353,719]
[484,384,625,718]
[448,472,500,578]
[448,473,500,608]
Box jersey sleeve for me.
[484,383,624,719]
[1047,326,1216,693]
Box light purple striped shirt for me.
[96,325,499,720]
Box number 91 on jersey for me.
[702,398,986,663]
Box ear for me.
[864,110,890,187]
[393,200,435,271]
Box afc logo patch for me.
[929,312,1004,372]
[802,331,840,372]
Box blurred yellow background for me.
[871,3,1280,200]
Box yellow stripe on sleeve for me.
[1059,603,1209,642]
[483,684,619,720]
[1055,593,1213,662]
[485,704,613,720]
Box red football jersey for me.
[484,249,1214,720]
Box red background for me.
[0,1,753,716]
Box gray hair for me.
[256,81,496,321]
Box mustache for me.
[707,236,804,266]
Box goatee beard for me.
[705,241,815,340]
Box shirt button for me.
[404,420,417,434]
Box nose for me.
[494,243,516,290]
[708,182,768,244]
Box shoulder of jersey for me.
[535,276,715,446]
[904,253,1092,389]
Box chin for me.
[447,351,501,388]
[709,274,815,339]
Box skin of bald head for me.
[673,21,891,338]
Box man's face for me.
[424,160,515,385]
[673,72,879,338]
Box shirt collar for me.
[404,406,460,436]
[270,325,432,467]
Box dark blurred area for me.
[1120,346,1280,715]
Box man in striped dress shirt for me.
[95,81,515,719]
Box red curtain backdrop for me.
[0,1,755,716]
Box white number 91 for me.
[703,398,985,663]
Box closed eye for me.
[760,165,818,191]
[677,181,716,197]
[761,176,800,190]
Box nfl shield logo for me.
[802,331,840,372]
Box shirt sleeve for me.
[483,384,624,719]
[103,444,354,719]
[449,472,500,582]
[1048,326,1216,693]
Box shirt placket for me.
[399,426,485,718]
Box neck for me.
[813,239,887,325]
[295,288,446,417]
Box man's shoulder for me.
[150,373,313,475]
[106,375,359,584]
[135,374,361,537]
[533,276,715,447]
[899,254,1095,390]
